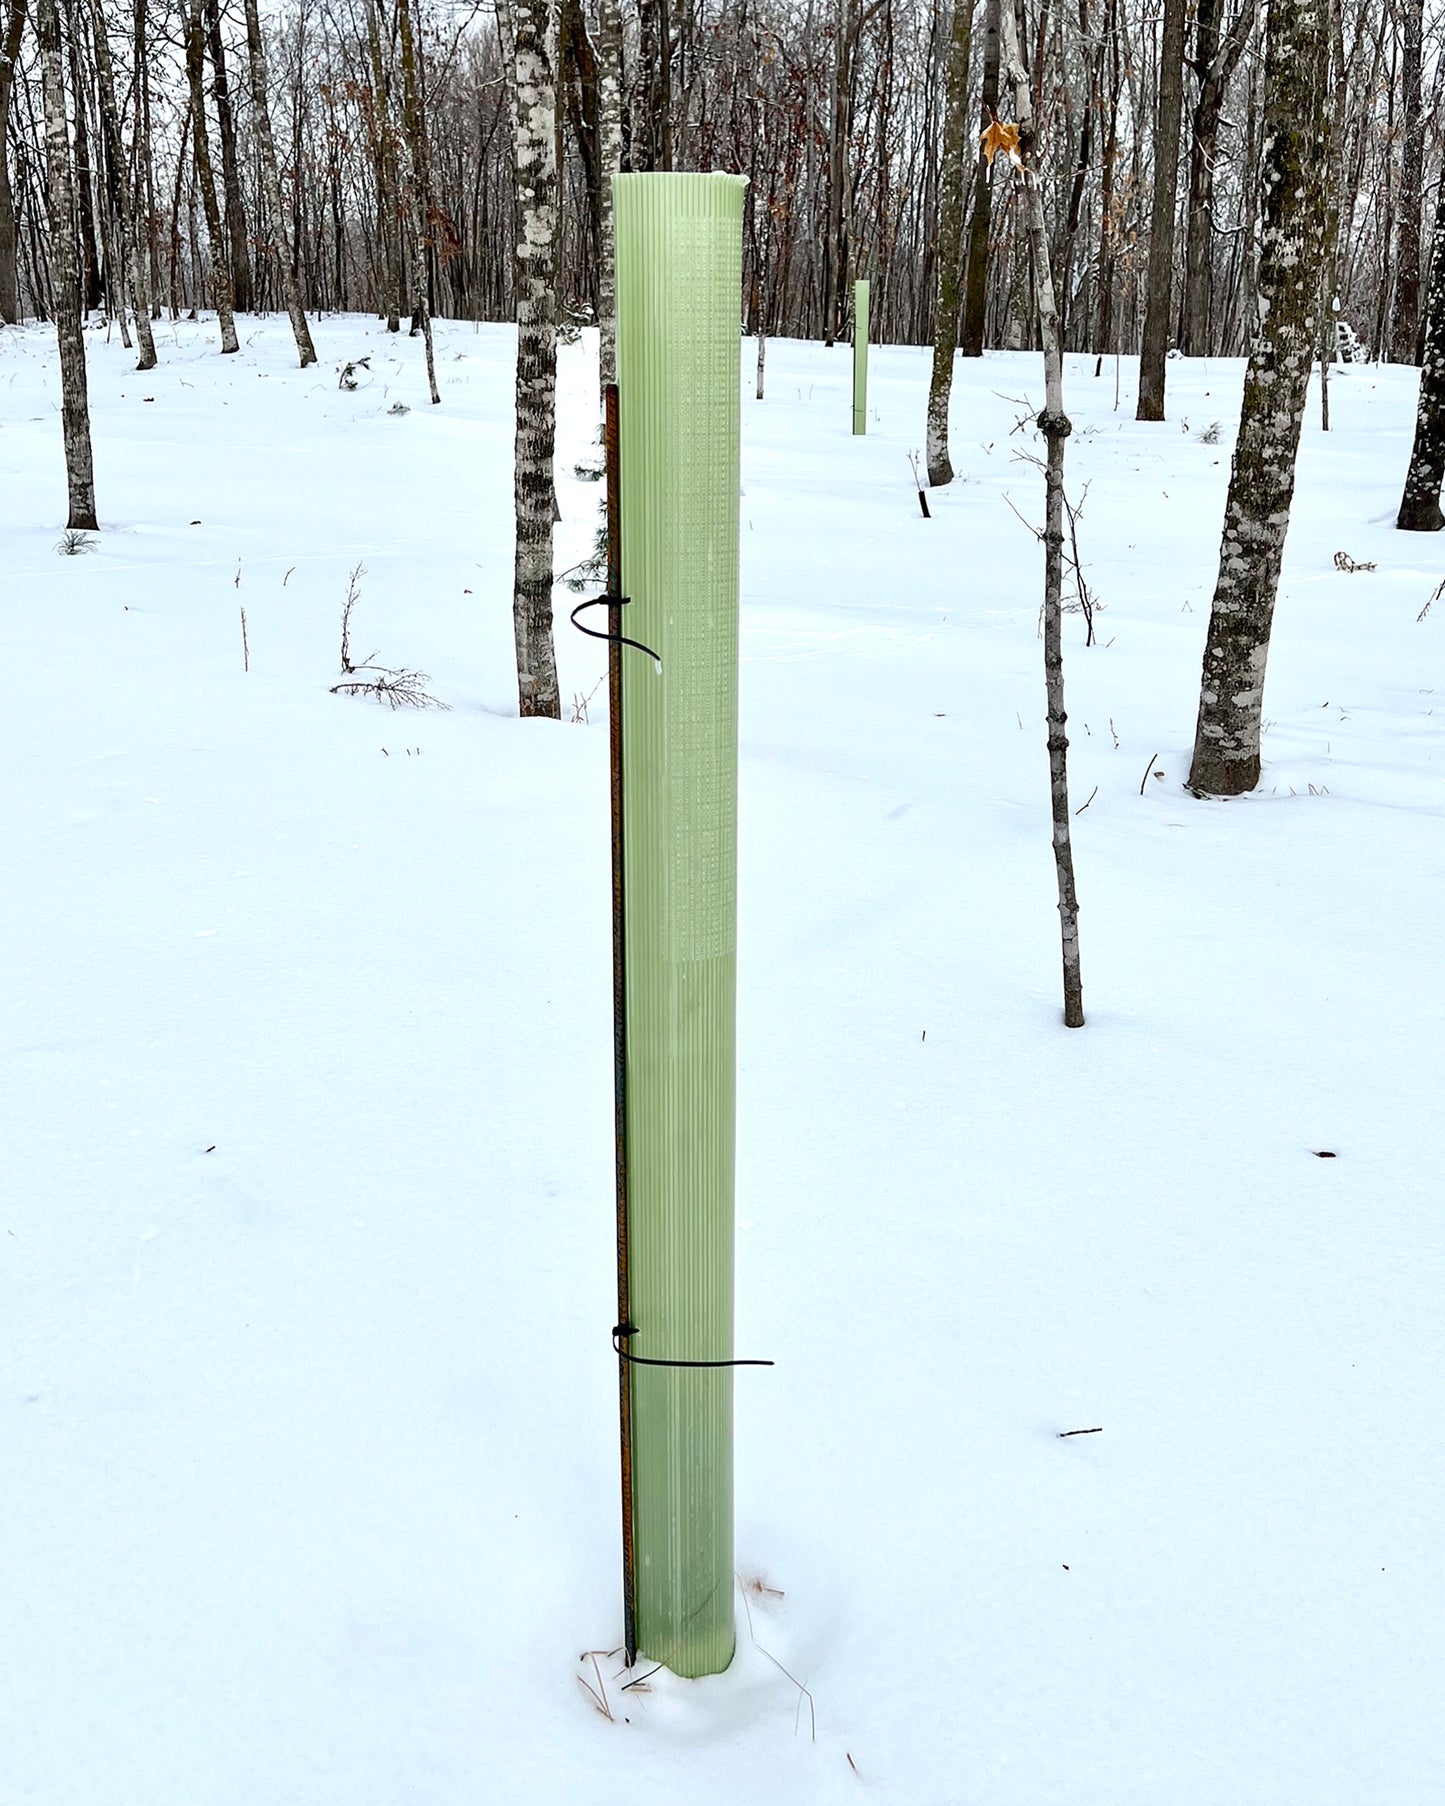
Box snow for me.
[2,312,1442,1805]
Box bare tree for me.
[960,0,1000,359]
[89,0,156,367]
[185,0,238,351]
[1396,174,1445,531]
[510,0,561,717]
[204,0,252,313]
[1136,0,1187,417]
[240,0,317,365]
[1187,0,1330,795]
[1388,0,1423,362]
[396,0,439,401]
[1178,0,1254,357]
[924,0,974,486]
[36,0,97,527]
[0,0,27,323]
[998,0,1086,1028]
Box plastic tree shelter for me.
[610,171,748,1680]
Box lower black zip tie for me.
[612,1323,774,1369]
[571,594,662,667]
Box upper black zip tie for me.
[571,594,662,667]
[612,1323,774,1369]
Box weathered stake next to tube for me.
[612,171,747,1679]
[853,278,870,435]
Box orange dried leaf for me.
[980,119,1022,167]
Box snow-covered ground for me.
[2,313,1441,1806]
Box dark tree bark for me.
[396,0,439,399]
[1179,0,1253,357]
[999,0,1084,1026]
[185,0,238,350]
[0,0,27,323]
[1136,0,1188,416]
[361,0,402,331]
[1388,0,1423,362]
[960,0,1000,357]
[1396,174,1445,531]
[924,0,974,484]
[596,0,620,390]
[36,0,97,527]
[1187,0,1330,797]
[64,0,102,313]
[204,0,252,312]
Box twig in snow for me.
[907,450,931,517]
[1139,753,1159,794]
[239,606,249,672]
[1074,785,1098,814]
[1418,578,1444,622]
[1058,1426,1103,1437]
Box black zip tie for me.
[571,594,662,667]
[612,1323,774,1369]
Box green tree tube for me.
[853,278,870,435]
[614,170,747,1679]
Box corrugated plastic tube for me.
[853,279,870,435]
[614,170,747,1679]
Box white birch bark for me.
[241,0,317,366]
[1187,0,1330,794]
[510,0,561,717]
[89,0,155,369]
[37,0,97,527]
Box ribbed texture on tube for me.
[852,279,870,435]
[614,171,746,1679]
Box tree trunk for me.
[1136,0,1188,416]
[65,0,102,313]
[1389,0,1423,362]
[396,0,439,400]
[924,0,974,486]
[241,0,317,365]
[1395,174,1445,530]
[0,0,28,323]
[1187,0,1329,796]
[361,0,402,331]
[822,0,853,346]
[510,0,561,718]
[998,0,1084,1027]
[204,0,252,312]
[89,0,155,367]
[960,0,1000,358]
[1179,0,1253,358]
[37,0,97,527]
[596,0,621,392]
[184,0,238,351]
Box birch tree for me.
[90,0,156,368]
[241,0,316,365]
[36,0,97,527]
[924,0,974,487]
[1187,0,1330,796]
[1395,174,1445,532]
[184,0,239,352]
[510,0,561,718]
[998,0,1086,1028]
